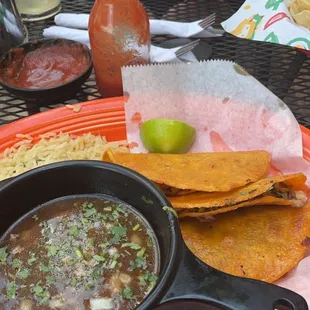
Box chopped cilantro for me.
[224,199,233,206]
[109,259,118,268]
[112,210,120,220]
[162,206,177,217]
[74,248,83,259]
[121,242,141,250]
[137,247,146,257]
[46,276,54,286]
[141,196,153,204]
[12,258,21,269]
[40,221,48,229]
[83,207,97,218]
[120,285,133,300]
[68,225,79,237]
[133,224,140,231]
[92,266,102,279]
[110,225,127,236]
[139,273,158,287]
[81,217,88,225]
[32,214,39,221]
[33,283,50,304]
[68,259,78,265]
[147,237,153,248]
[99,243,108,249]
[33,284,43,295]
[86,281,94,289]
[71,277,78,286]
[82,202,94,208]
[17,268,30,279]
[88,238,94,247]
[240,189,256,195]
[109,226,127,244]
[0,246,7,265]
[27,253,38,265]
[116,205,128,216]
[94,255,106,262]
[47,245,60,257]
[40,264,51,272]
[129,256,146,270]
[6,281,16,299]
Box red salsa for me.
[0,43,90,89]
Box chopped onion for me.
[49,297,64,309]
[108,247,117,256]
[90,298,115,310]
[20,299,32,310]
[130,234,141,244]
[119,272,132,284]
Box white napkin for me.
[150,19,224,38]
[43,26,90,46]
[54,13,224,38]
[55,13,89,29]
[43,26,198,63]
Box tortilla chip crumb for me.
[65,104,82,113]
[15,133,33,140]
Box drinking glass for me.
[15,0,61,21]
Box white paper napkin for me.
[54,13,224,38]
[43,26,198,63]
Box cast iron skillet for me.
[0,161,307,310]
[0,38,93,102]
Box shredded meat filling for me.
[177,182,308,215]
[156,184,196,196]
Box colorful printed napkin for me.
[221,0,310,51]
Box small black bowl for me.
[0,38,93,102]
[0,161,308,310]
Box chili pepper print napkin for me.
[221,0,310,51]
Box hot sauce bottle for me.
[89,0,150,98]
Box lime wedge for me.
[140,118,196,154]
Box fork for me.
[175,39,201,58]
[150,39,200,63]
[198,13,216,29]
[149,13,216,37]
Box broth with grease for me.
[0,195,160,310]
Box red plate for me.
[1,96,310,162]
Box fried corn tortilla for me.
[289,0,310,29]
[103,150,270,193]
[180,205,310,282]
[178,195,308,218]
[173,173,308,218]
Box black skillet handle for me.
[159,246,308,310]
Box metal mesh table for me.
[0,0,309,127]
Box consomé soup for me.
[0,195,160,310]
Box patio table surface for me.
[0,0,309,127]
